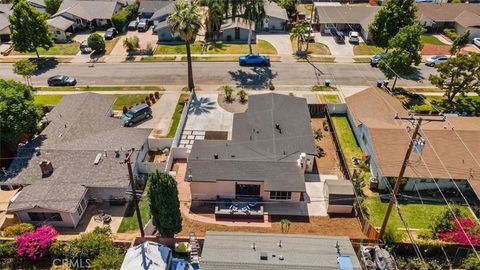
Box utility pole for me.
[377,115,445,240]
[125,148,144,237]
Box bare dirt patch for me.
[311,118,342,177]
[217,93,248,113]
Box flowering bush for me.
[16,225,58,260]
[438,217,480,245]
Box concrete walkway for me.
[136,92,180,137]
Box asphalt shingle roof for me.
[150,1,174,21]
[201,232,362,270]
[48,16,75,31]
[187,93,316,192]
[264,0,288,20]
[139,0,171,14]
[0,4,12,30]
[314,6,380,31]
[417,3,480,26]
[54,0,119,21]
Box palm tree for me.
[290,22,308,55]
[241,0,265,54]
[203,0,225,39]
[168,1,202,92]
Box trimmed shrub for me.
[438,217,480,245]
[3,223,35,237]
[87,33,106,52]
[238,90,247,103]
[50,240,66,258]
[122,106,128,113]
[16,225,58,261]
[154,91,160,99]
[443,28,459,41]
[0,241,16,258]
[464,253,480,270]
[65,230,113,260]
[91,245,124,270]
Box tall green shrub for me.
[3,223,35,237]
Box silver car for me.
[425,55,448,67]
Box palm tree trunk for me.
[248,21,253,54]
[186,41,195,92]
[392,75,398,91]
[35,48,40,59]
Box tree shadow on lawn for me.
[32,57,59,76]
[228,66,278,90]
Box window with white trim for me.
[269,191,292,200]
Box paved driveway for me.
[314,32,354,59]
[110,30,158,56]
[257,33,292,55]
[136,92,181,137]
[184,93,234,132]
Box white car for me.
[348,31,359,44]
[425,55,448,67]
[304,27,315,42]
[473,37,480,48]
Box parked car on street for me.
[122,103,152,127]
[128,20,139,31]
[348,31,359,44]
[425,55,448,67]
[138,19,149,32]
[473,37,480,48]
[79,40,92,54]
[239,53,270,66]
[104,27,117,40]
[370,53,385,67]
[47,75,77,86]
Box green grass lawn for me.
[34,95,65,106]
[353,57,371,63]
[117,184,151,233]
[36,85,165,91]
[353,42,384,55]
[405,96,480,116]
[167,94,190,138]
[140,56,177,62]
[155,40,277,55]
[321,95,341,104]
[364,194,472,229]
[331,115,363,174]
[292,38,332,55]
[13,42,80,55]
[181,56,238,61]
[420,35,445,46]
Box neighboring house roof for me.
[314,6,381,31]
[9,184,87,213]
[48,16,75,31]
[53,0,119,21]
[264,0,288,21]
[221,18,253,31]
[345,87,480,197]
[187,93,316,192]
[121,241,171,270]
[417,3,480,27]
[153,20,170,32]
[0,4,12,31]
[150,2,174,21]
[5,93,151,212]
[139,0,171,15]
[201,232,362,270]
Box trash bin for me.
[325,80,331,87]
[376,80,383,88]
[383,80,389,88]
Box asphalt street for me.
[0,61,436,88]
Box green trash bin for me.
[324,80,331,87]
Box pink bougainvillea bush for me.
[438,217,480,245]
[16,225,58,260]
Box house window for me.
[28,212,63,222]
[76,205,83,217]
[56,31,61,35]
[270,191,292,200]
[75,18,82,24]
[235,184,260,197]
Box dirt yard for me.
[217,93,248,113]
[311,118,342,177]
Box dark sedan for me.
[47,75,77,86]
[104,27,117,40]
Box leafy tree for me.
[240,0,265,54]
[0,80,42,144]
[13,59,36,85]
[149,171,182,237]
[464,253,480,270]
[9,0,53,58]
[450,30,470,55]
[91,245,124,270]
[428,53,480,108]
[88,33,106,52]
[368,0,417,50]
[65,229,113,260]
[45,0,62,15]
[168,1,202,92]
[290,22,308,54]
[277,0,296,17]
[379,24,424,90]
[202,0,225,38]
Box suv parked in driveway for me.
[122,103,152,127]
[348,31,359,44]
[137,19,149,32]
[331,29,345,43]
[128,20,139,31]
[80,40,92,54]
[104,27,117,40]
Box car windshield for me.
[106,29,113,34]
[124,112,133,118]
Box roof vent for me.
[260,252,268,260]
[35,147,41,156]
[277,240,282,248]
[278,255,284,260]
[39,160,53,177]
[251,242,256,250]
[94,153,102,165]
[275,124,282,134]
[115,149,120,158]
[214,154,218,159]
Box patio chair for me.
[229,206,238,214]
[241,206,250,214]
[248,201,257,207]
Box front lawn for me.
[34,94,161,110]
[321,94,341,104]
[364,194,472,229]
[34,95,65,106]
[117,184,151,233]
[13,42,80,55]
[353,42,383,55]
[420,35,445,46]
[291,38,331,55]
[167,94,190,138]
[36,85,164,91]
[331,115,363,174]
[402,95,480,116]
[155,40,277,55]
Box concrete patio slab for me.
[184,93,234,132]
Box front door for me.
[235,183,260,198]
[234,27,240,40]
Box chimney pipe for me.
[39,160,54,176]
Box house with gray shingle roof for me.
[4,93,152,228]
[263,0,288,31]
[186,93,317,216]
[201,232,362,270]
[0,4,12,43]
[52,0,122,31]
